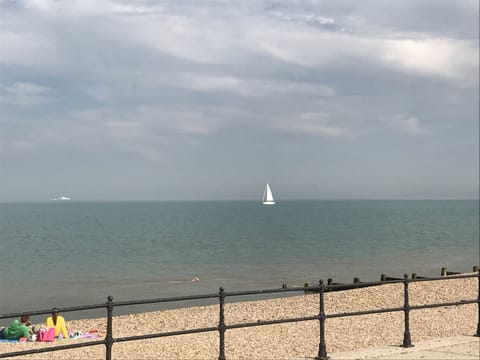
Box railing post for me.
[402,274,413,347]
[315,279,328,360]
[218,287,226,360]
[476,269,480,337]
[106,295,114,360]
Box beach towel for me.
[81,332,100,339]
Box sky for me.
[0,0,478,201]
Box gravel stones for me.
[1,276,477,359]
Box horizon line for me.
[0,198,478,204]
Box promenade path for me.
[330,335,479,360]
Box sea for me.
[0,200,478,322]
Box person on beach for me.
[46,308,68,339]
[0,315,31,340]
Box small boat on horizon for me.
[262,184,276,205]
[50,196,72,201]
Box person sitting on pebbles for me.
[46,308,68,339]
[0,314,31,340]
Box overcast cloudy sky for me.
[0,0,478,201]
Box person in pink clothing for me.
[45,308,68,339]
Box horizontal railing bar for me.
[411,299,478,311]
[0,339,105,358]
[226,315,319,330]
[113,326,219,343]
[326,306,404,319]
[113,293,219,307]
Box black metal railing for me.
[1,270,479,359]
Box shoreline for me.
[3,266,477,323]
[1,275,477,359]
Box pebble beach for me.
[1,275,477,359]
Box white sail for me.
[262,184,276,205]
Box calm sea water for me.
[0,200,478,319]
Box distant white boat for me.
[262,184,276,205]
[50,196,72,201]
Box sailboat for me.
[262,184,276,205]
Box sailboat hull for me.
[262,201,276,205]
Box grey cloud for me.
[0,0,477,201]
[386,116,430,135]
[264,0,478,39]
[1,82,53,106]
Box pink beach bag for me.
[38,327,55,342]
